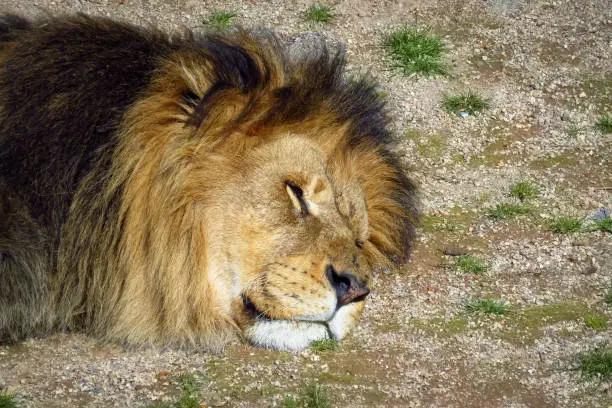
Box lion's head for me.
[210,136,377,349]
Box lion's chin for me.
[243,301,365,351]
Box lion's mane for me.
[0,14,417,349]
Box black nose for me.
[326,265,370,306]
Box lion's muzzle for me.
[239,260,371,350]
[325,265,370,306]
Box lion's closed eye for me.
[285,180,309,216]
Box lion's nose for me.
[326,265,370,306]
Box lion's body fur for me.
[0,14,417,349]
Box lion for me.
[0,14,418,351]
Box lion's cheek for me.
[247,289,337,322]
[327,300,366,340]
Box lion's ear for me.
[284,175,331,217]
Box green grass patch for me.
[205,11,235,29]
[596,114,612,133]
[284,383,331,408]
[466,298,510,315]
[580,75,612,109]
[584,314,608,330]
[384,27,447,76]
[404,128,425,141]
[550,216,582,233]
[509,182,539,201]
[529,153,578,170]
[420,210,476,234]
[411,316,469,337]
[174,372,203,408]
[0,393,18,408]
[310,339,338,352]
[304,4,334,23]
[442,91,490,115]
[301,383,331,408]
[520,302,589,328]
[179,372,200,395]
[416,133,447,160]
[502,301,591,344]
[487,202,528,220]
[405,129,449,161]
[454,254,488,275]
[420,214,463,233]
[579,343,612,381]
[283,395,299,408]
[176,392,199,408]
[319,371,356,384]
[592,217,612,233]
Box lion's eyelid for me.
[285,182,309,215]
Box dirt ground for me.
[1,0,610,407]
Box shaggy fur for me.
[0,14,418,350]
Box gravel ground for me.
[1,1,610,407]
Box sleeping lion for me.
[0,14,417,350]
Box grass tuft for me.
[509,182,539,201]
[584,314,608,330]
[466,298,510,315]
[606,287,612,305]
[596,114,612,133]
[384,27,447,76]
[284,383,331,408]
[579,343,612,380]
[174,372,203,408]
[205,11,235,29]
[454,255,488,275]
[550,216,582,233]
[310,338,338,352]
[179,372,200,395]
[442,91,490,115]
[176,393,199,408]
[0,393,18,408]
[302,383,331,408]
[283,395,299,408]
[304,4,334,23]
[487,203,528,220]
[593,217,612,233]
